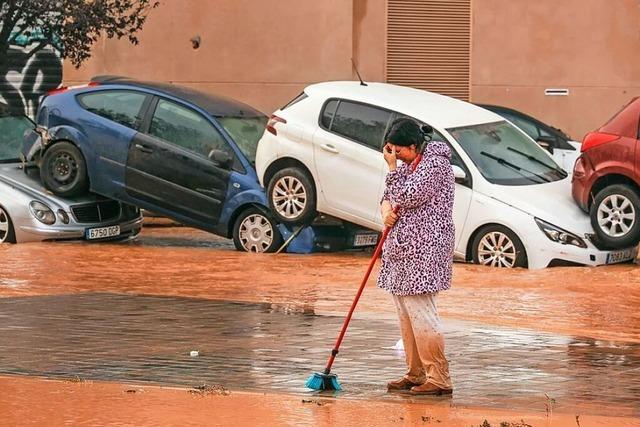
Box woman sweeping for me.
[378,118,455,396]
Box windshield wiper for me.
[506,146,567,177]
[480,151,551,184]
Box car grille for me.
[71,201,121,223]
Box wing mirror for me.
[208,149,233,169]
[536,135,556,154]
[452,165,467,184]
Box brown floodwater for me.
[1,225,639,344]
[2,376,639,427]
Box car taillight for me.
[47,86,69,96]
[581,131,619,152]
[266,114,287,135]
[47,81,100,96]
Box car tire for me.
[0,205,16,244]
[40,141,89,197]
[472,225,527,268]
[267,167,316,225]
[232,207,283,253]
[590,184,640,249]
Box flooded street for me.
[2,224,640,343]
[1,224,640,425]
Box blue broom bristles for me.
[306,372,342,391]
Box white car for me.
[255,81,637,268]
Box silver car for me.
[0,104,142,244]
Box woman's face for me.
[386,143,418,163]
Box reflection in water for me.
[0,293,639,415]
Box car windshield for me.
[447,121,567,185]
[0,107,34,163]
[217,116,267,165]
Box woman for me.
[377,117,455,396]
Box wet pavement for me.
[0,292,639,417]
[1,224,640,422]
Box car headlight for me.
[29,201,56,225]
[57,209,70,224]
[535,218,587,248]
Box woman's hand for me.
[383,210,399,228]
[383,143,397,171]
[381,200,398,228]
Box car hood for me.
[0,163,103,209]
[479,176,593,235]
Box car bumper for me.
[525,229,637,269]
[16,215,143,243]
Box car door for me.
[125,97,234,226]
[312,99,391,225]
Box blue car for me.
[22,76,283,252]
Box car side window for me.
[78,90,147,129]
[323,100,392,150]
[149,99,233,161]
[502,112,540,141]
[320,99,338,129]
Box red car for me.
[572,97,640,249]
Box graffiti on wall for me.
[0,30,63,118]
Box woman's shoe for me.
[387,377,423,391]
[409,382,453,396]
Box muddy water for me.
[2,376,639,427]
[1,226,640,343]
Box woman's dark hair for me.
[384,118,425,147]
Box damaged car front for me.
[0,103,143,244]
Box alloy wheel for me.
[0,207,9,243]
[477,231,517,268]
[597,194,636,238]
[272,176,307,220]
[238,214,274,253]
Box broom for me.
[306,153,423,391]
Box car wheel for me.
[232,207,283,253]
[0,205,16,244]
[472,225,527,268]
[590,184,640,249]
[40,141,89,197]
[267,167,316,225]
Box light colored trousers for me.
[393,293,452,389]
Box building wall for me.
[471,0,640,140]
[64,0,358,114]
[65,0,640,141]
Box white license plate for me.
[353,233,379,247]
[86,225,120,240]
[606,248,637,264]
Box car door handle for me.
[135,143,153,154]
[320,143,339,154]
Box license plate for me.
[353,233,379,247]
[86,225,120,240]
[606,248,637,264]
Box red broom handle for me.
[323,153,422,375]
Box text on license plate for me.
[353,233,379,247]
[606,248,637,264]
[86,225,120,240]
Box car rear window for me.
[78,90,147,129]
[0,114,34,163]
[321,100,392,150]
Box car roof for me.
[90,75,265,118]
[304,81,503,129]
